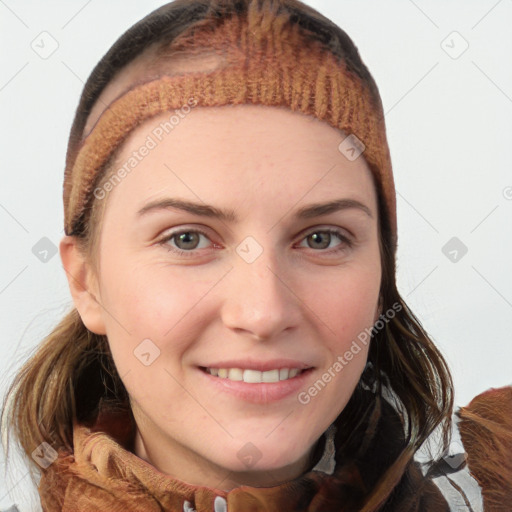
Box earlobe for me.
[59,236,106,335]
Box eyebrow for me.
[136,197,373,222]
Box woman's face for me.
[86,104,381,489]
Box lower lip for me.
[197,367,314,404]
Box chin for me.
[208,441,309,476]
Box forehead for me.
[104,104,378,217]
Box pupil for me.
[178,232,197,249]
[311,232,329,249]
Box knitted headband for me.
[63,3,397,250]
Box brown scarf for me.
[37,388,458,511]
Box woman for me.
[2,0,511,510]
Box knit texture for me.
[63,2,397,249]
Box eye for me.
[159,228,213,257]
[297,228,353,254]
[158,226,353,258]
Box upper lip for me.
[200,358,314,372]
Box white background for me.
[1,1,511,510]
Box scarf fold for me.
[38,389,448,511]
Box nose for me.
[220,247,302,341]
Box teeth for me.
[241,369,259,383]
[228,368,243,381]
[262,369,279,382]
[206,367,305,383]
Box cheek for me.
[310,263,381,347]
[294,265,379,426]
[96,265,199,407]
[97,252,220,361]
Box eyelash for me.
[158,227,353,258]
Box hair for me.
[1,1,453,510]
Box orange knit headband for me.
[63,8,397,249]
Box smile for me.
[198,366,315,403]
[202,367,306,383]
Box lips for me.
[196,361,315,404]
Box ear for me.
[59,235,106,335]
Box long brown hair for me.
[1,1,453,509]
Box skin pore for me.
[61,100,382,490]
